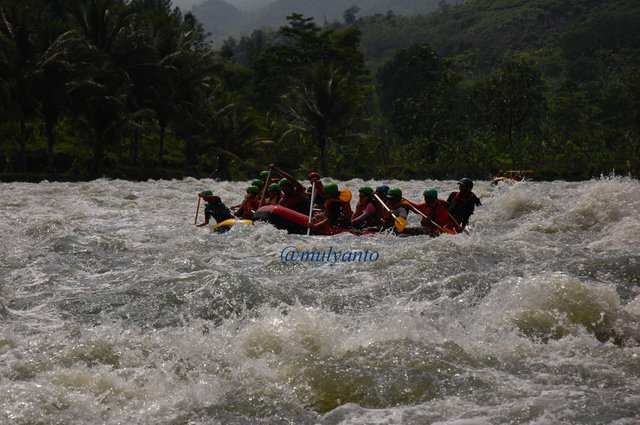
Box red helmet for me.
[308,171,321,180]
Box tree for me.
[0,0,45,171]
[377,43,460,159]
[284,62,364,175]
[65,0,133,173]
[33,27,83,172]
[252,14,369,174]
[477,57,545,168]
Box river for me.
[1,176,639,424]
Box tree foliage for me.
[0,0,638,181]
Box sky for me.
[172,0,203,10]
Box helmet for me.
[246,186,259,194]
[269,183,280,190]
[423,189,438,198]
[375,185,389,194]
[387,188,402,197]
[200,190,213,196]
[358,186,373,196]
[251,179,264,187]
[324,183,339,195]
[279,178,292,186]
[458,178,473,190]
[260,170,269,178]
[308,171,321,180]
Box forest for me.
[1,0,639,182]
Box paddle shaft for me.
[306,181,316,235]
[405,202,454,234]
[257,170,271,209]
[446,210,470,234]
[194,196,201,225]
[373,193,406,231]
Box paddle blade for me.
[339,189,352,203]
[394,216,407,232]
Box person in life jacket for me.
[373,185,391,224]
[267,164,314,213]
[382,188,410,230]
[351,186,380,230]
[259,170,280,185]
[251,179,266,199]
[308,183,353,230]
[276,178,310,214]
[307,171,325,208]
[232,186,261,219]
[196,190,233,227]
[264,183,282,205]
[447,177,481,230]
[416,189,457,236]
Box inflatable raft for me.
[210,218,253,233]
[253,205,376,236]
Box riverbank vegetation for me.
[1,0,639,182]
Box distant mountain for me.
[191,0,245,41]
[192,0,450,43]
[172,0,206,11]
[224,0,274,11]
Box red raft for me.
[253,205,375,236]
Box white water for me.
[1,176,640,424]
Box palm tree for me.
[0,0,43,172]
[64,0,133,173]
[33,29,82,172]
[284,63,363,175]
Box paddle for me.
[339,189,352,203]
[405,202,455,235]
[257,169,271,209]
[446,211,470,235]
[373,193,407,232]
[194,196,201,225]
[306,180,317,236]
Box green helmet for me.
[279,178,292,186]
[251,179,264,187]
[260,170,269,178]
[269,183,280,190]
[200,190,213,196]
[387,188,402,197]
[246,186,259,194]
[324,183,339,195]
[423,189,438,198]
[358,186,373,196]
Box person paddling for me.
[373,185,391,225]
[447,178,481,230]
[232,186,261,220]
[308,183,352,230]
[415,189,457,236]
[306,171,325,208]
[196,190,232,227]
[351,186,380,230]
[251,179,266,199]
[264,183,282,205]
[382,188,410,232]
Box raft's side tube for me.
[210,219,253,234]
[253,205,374,236]
[253,205,309,234]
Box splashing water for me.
[1,176,639,424]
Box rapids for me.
[1,176,639,424]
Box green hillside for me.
[356,0,640,75]
[193,0,446,41]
